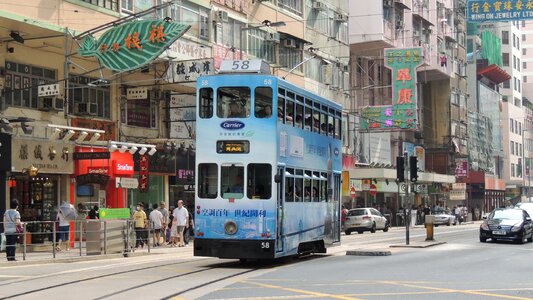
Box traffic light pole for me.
[404,151,410,245]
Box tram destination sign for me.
[216,140,250,154]
[467,0,533,22]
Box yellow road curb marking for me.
[242,280,363,300]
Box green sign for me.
[99,208,130,219]
[360,48,422,130]
[79,20,190,72]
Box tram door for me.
[276,166,284,253]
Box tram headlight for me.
[224,221,238,235]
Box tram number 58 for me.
[261,242,270,249]
[232,60,250,70]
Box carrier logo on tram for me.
[220,121,245,130]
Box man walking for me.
[149,203,164,247]
[158,201,169,242]
[172,200,189,247]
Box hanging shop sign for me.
[76,173,110,186]
[73,152,111,160]
[134,151,175,175]
[12,139,74,174]
[78,20,191,72]
[116,177,139,189]
[167,58,215,83]
[455,159,468,178]
[139,154,149,193]
[71,118,116,141]
[360,48,423,130]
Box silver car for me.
[433,209,457,226]
[344,208,389,235]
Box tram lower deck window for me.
[247,164,272,199]
[198,163,218,199]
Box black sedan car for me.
[480,208,533,244]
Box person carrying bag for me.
[3,199,22,261]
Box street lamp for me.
[239,20,286,58]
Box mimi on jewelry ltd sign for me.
[79,20,191,72]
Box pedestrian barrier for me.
[0,219,156,261]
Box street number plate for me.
[492,230,506,235]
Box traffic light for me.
[396,156,405,182]
[410,156,418,182]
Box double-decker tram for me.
[193,60,342,260]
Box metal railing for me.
[0,219,160,261]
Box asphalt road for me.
[2,223,533,300]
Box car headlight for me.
[511,224,523,232]
[480,223,489,230]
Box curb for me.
[389,241,447,248]
[346,249,392,256]
[0,251,151,267]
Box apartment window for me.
[81,0,119,11]
[513,55,517,69]
[512,141,515,155]
[511,118,515,132]
[216,18,243,49]
[520,144,523,156]
[513,33,517,47]
[516,143,519,156]
[503,53,510,67]
[248,28,276,64]
[512,163,516,177]
[278,0,303,16]
[69,76,111,119]
[121,0,133,12]
[523,20,527,28]
[517,37,521,50]
[516,120,519,132]
[502,31,509,44]
[518,58,521,71]
[158,1,209,40]
[514,77,518,91]
[4,61,56,109]
[523,34,527,41]
[525,76,528,83]
[305,54,322,82]
[503,80,510,89]
[280,39,303,71]
[519,79,522,93]
[524,48,528,55]
[524,62,528,70]
[515,97,522,107]
[520,122,522,135]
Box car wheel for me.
[435,224,439,227]
[528,233,533,243]
[345,230,351,235]
[357,231,364,234]
[447,220,451,226]
[383,223,389,232]
[480,236,487,242]
[517,231,527,244]
[370,223,376,233]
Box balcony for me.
[412,0,431,23]
[350,18,397,54]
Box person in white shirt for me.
[149,203,164,247]
[3,199,21,261]
[172,200,189,247]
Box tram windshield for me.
[217,87,250,118]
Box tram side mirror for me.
[274,174,281,183]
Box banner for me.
[139,154,149,193]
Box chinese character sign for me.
[360,48,422,130]
[166,59,214,83]
[467,0,533,22]
[79,20,190,72]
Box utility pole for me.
[404,151,410,245]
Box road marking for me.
[381,281,533,300]
[0,275,32,278]
[242,280,363,300]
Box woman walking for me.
[3,199,21,261]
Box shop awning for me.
[478,64,511,85]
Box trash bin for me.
[425,215,435,241]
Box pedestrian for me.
[158,201,169,241]
[172,200,189,247]
[184,210,194,246]
[341,205,348,229]
[454,205,462,224]
[133,203,147,248]
[167,207,174,245]
[88,205,99,219]
[149,203,164,247]
[3,199,21,261]
[57,200,77,252]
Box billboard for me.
[467,0,533,22]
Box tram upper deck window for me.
[295,103,303,128]
[217,87,250,118]
[278,97,285,122]
[198,163,218,199]
[286,100,295,126]
[304,106,312,131]
[199,88,213,118]
[221,164,244,199]
[254,87,273,118]
[247,164,272,199]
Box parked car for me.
[479,208,533,244]
[515,202,533,219]
[433,209,457,226]
[344,208,389,235]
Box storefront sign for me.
[134,151,176,174]
[88,166,109,174]
[467,0,533,22]
[79,20,191,72]
[76,173,110,186]
[0,133,12,172]
[71,118,116,141]
[114,162,134,176]
[167,58,214,83]
[116,177,139,189]
[99,208,130,219]
[168,39,211,60]
[175,151,195,185]
[139,155,149,192]
[452,183,467,190]
[12,139,73,174]
[73,152,111,160]
[455,159,468,177]
[360,48,422,130]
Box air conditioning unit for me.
[312,0,327,11]
[89,103,98,115]
[215,10,229,23]
[384,0,393,6]
[283,39,296,48]
[76,102,88,114]
[335,13,348,23]
[265,32,280,43]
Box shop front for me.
[73,147,134,209]
[131,151,175,210]
[9,138,74,243]
[169,150,195,210]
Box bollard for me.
[104,221,107,255]
[22,223,27,261]
[425,215,435,241]
[52,221,56,258]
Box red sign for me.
[114,161,134,176]
[369,184,377,196]
[88,166,109,174]
[139,155,149,193]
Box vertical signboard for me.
[360,48,423,130]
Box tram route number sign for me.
[219,60,271,74]
[217,140,250,154]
